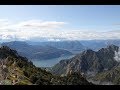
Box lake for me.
[32,55,75,67]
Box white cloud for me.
[0,19,120,42]
[114,47,120,62]
[0,19,67,41]
[11,20,67,31]
[0,19,12,28]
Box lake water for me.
[32,55,75,67]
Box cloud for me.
[0,19,12,28]
[0,19,67,41]
[1,19,120,42]
[21,20,66,28]
[0,19,67,31]
[12,20,67,31]
[114,48,120,62]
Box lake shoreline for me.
[31,55,75,67]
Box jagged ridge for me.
[51,45,119,77]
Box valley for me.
[0,46,93,85]
[1,40,120,85]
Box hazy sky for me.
[0,5,120,41]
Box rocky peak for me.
[82,49,95,55]
[0,46,18,59]
[107,44,119,52]
[51,44,119,77]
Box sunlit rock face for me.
[51,45,119,78]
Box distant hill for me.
[80,39,120,51]
[26,40,87,53]
[27,39,120,52]
[1,41,73,60]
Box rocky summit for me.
[51,45,119,79]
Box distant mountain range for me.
[2,39,120,55]
[27,39,120,52]
[80,39,120,51]
[27,40,87,53]
[1,41,73,60]
[2,39,120,60]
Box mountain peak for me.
[51,44,119,77]
[107,44,119,51]
[83,49,95,54]
[107,44,118,48]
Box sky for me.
[0,5,120,41]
